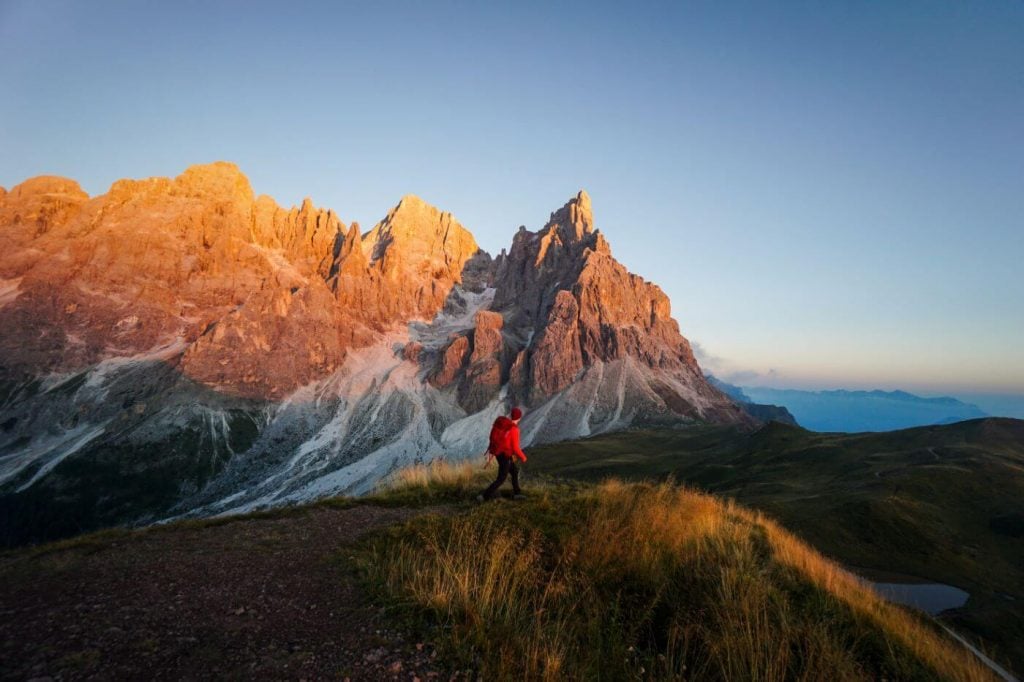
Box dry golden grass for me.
[362,476,995,681]
[757,511,994,682]
[369,455,499,507]
[387,456,485,490]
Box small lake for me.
[868,581,969,615]
[856,572,1016,681]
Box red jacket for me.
[488,417,527,462]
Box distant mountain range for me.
[739,387,988,432]
[706,376,798,426]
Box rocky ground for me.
[0,505,464,681]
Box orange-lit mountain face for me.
[0,163,749,544]
[0,163,482,398]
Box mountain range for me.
[0,162,752,545]
[740,387,988,432]
[706,376,798,426]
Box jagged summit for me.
[0,162,747,543]
[545,188,594,240]
[0,175,90,243]
[393,193,431,210]
[180,159,245,177]
[173,161,254,199]
[328,193,484,328]
[363,193,479,271]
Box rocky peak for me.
[328,196,484,329]
[533,190,602,266]
[545,189,593,242]
[172,161,255,203]
[491,190,604,326]
[0,165,746,414]
[336,222,366,274]
[251,193,343,275]
[100,163,253,209]
[484,189,745,424]
[7,176,88,200]
[363,194,479,275]
[0,168,754,544]
[0,175,90,240]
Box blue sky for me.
[1,1,1021,394]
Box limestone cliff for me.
[0,163,751,546]
[429,190,747,425]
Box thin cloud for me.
[690,340,724,373]
[692,339,778,387]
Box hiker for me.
[478,407,527,501]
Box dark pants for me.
[483,455,521,499]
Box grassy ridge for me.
[359,460,994,681]
[525,418,1024,675]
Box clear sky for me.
[2,1,1021,394]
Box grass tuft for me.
[366,455,516,507]
[389,457,486,491]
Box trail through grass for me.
[359,460,996,681]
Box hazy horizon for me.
[2,1,1021,394]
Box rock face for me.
[0,162,349,398]
[0,165,485,400]
[0,163,750,547]
[430,190,748,427]
[337,194,483,327]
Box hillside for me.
[0,465,996,681]
[529,417,1024,675]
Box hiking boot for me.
[513,494,527,501]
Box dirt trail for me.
[0,505,452,681]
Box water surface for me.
[868,581,969,615]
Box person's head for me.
[510,407,523,423]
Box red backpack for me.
[488,416,514,456]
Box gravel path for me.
[0,505,457,681]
